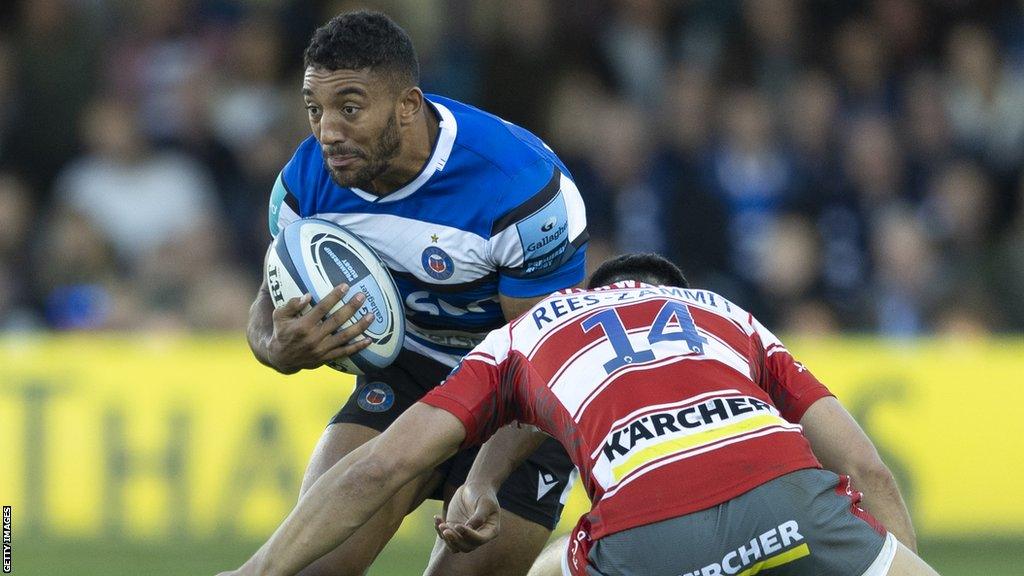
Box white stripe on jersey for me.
[403,334,465,367]
[558,350,701,423]
[560,173,587,241]
[315,212,492,283]
[277,199,300,232]
[589,389,744,459]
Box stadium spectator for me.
[869,207,941,336]
[944,23,1024,180]
[900,70,957,199]
[601,0,672,106]
[737,0,805,100]
[103,0,215,144]
[53,96,220,267]
[707,87,797,299]
[32,206,124,330]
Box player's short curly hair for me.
[304,11,419,92]
[588,254,689,289]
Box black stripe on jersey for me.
[388,267,500,294]
[281,177,301,215]
[572,229,590,246]
[490,167,561,235]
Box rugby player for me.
[227,254,939,576]
[245,11,587,576]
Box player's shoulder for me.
[280,135,326,196]
[269,135,330,235]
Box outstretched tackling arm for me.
[230,403,467,576]
[434,423,549,552]
[748,313,918,551]
[799,396,918,551]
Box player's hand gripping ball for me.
[265,218,405,374]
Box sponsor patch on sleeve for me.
[516,195,570,276]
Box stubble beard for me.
[328,115,402,192]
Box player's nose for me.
[318,111,348,145]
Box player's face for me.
[303,66,402,190]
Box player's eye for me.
[305,104,321,118]
[342,105,359,116]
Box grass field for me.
[12,535,1023,575]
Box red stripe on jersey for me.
[835,474,887,536]
[570,353,700,421]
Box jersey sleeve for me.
[420,328,518,448]
[269,137,320,237]
[749,315,833,422]
[488,160,588,298]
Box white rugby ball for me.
[265,218,405,375]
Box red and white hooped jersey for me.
[421,281,832,540]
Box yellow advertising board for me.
[1,335,1022,541]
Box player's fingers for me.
[453,523,495,547]
[443,525,491,553]
[324,310,374,349]
[321,335,373,362]
[321,290,368,335]
[272,294,312,319]
[465,505,495,530]
[440,527,475,553]
[308,283,349,321]
[435,519,465,553]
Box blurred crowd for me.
[1,0,1023,336]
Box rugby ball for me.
[265,218,405,375]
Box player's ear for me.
[398,87,424,127]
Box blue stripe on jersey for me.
[396,275,503,331]
[499,247,587,298]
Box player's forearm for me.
[466,424,547,489]
[247,282,296,374]
[850,462,918,551]
[799,399,919,551]
[247,444,404,575]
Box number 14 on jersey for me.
[581,301,709,375]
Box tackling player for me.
[226,254,939,576]
[245,11,588,576]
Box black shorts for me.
[329,348,574,530]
